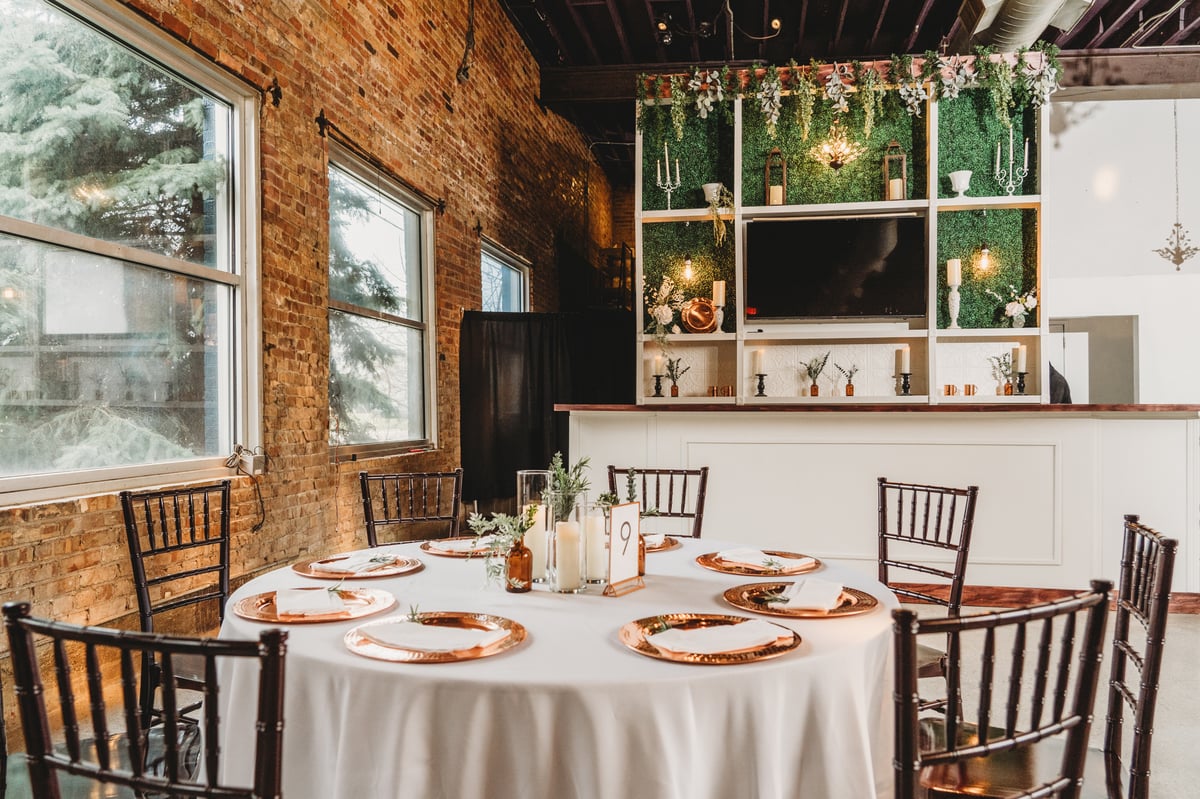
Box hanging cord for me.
[457,0,476,83]
[226,445,269,532]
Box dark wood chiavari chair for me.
[3,600,286,799]
[606,466,709,538]
[893,580,1112,799]
[119,480,232,729]
[359,469,464,547]
[1103,515,1178,799]
[878,478,979,686]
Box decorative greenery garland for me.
[635,44,1062,138]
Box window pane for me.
[328,166,422,322]
[0,234,229,477]
[481,251,525,312]
[0,0,232,268]
[329,309,424,445]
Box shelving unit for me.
[635,84,1047,406]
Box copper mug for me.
[943,384,959,396]
[964,384,977,396]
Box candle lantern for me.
[764,148,786,206]
[883,140,907,201]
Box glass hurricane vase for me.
[545,491,587,593]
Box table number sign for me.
[604,502,645,597]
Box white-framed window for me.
[0,0,261,505]
[327,144,436,456]
[480,241,529,312]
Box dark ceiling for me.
[495,0,1200,181]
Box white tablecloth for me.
[218,538,897,799]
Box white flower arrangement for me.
[823,63,852,113]
[688,68,724,119]
[756,72,783,138]
[645,275,685,342]
[985,285,1038,318]
[937,56,976,100]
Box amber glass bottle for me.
[637,534,646,576]
[506,539,532,593]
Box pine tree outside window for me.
[0,0,260,503]
[481,242,529,312]
[327,147,435,454]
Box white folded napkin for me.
[430,536,493,553]
[766,578,845,611]
[643,534,666,548]
[273,588,346,616]
[647,619,790,655]
[716,548,816,571]
[361,621,509,652]
[310,553,398,574]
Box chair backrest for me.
[1104,515,1178,799]
[359,469,464,547]
[3,600,286,799]
[119,480,233,634]
[877,477,979,614]
[606,466,709,538]
[893,580,1112,799]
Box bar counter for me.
[561,403,1199,593]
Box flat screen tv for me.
[743,214,927,321]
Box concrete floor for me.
[4,613,1198,798]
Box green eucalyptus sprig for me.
[468,505,538,585]
[665,358,690,385]
[406,604,422,622]
[805,351,830,382]
[547,451,591,519]
[834,362,859,383]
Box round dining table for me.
[218,537,898,799]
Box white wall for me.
[1043,93,1200,402]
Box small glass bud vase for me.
[505,538,532,593]
[845,381,854,397]
[809,383,819,397]
[582,502,609,584]
[517,470,551,583]
[546,491,586,593]
[637,533,646,577]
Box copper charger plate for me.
[345,611,526,663]
[419,537,490,558]
[232,587,396,624]
[645,535,682,553]
[618,612,801,665]
[291,554,424,579]
[680,298,718,334]
[722,582,879,618]
[695,550,821,576]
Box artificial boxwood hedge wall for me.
[641,220,736,333]
[937,90,1038,198]
[640,107,734,212]
[935,208,1039,329]
[742,95,927,206]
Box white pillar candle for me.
[653,354,664,374]
[768,184,783,205]
[584,509,607,581]
[1014,344,1027,373]
[899,345,911,373]
[523,504,547,580]
[712,280,725,306]
[554,520,582,591]
[888,178,904,200]
[752,349,764,374]
[946,259,962,287]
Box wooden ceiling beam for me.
[539,50,1200,104]
[604,0,634,62]
[1054,0,1115,47]
[683,0,701,62]
[1085,0,1153,49]
[643,0,668,62]
[1161,7,1200,46]
[867,0,893,54]
[564,0,603,64]
[833,0,851,52]
[903,0,937,53]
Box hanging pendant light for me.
[1153,101,1198,270]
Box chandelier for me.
[812,116,865,171]
[1153,100,1198,270]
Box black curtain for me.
[459,310,633,503]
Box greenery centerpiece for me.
[665,358,690,397]
[468,504,537,589]
[546,451,591,519]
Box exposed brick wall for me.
[611,182,636,250]
[0,0,613,733]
